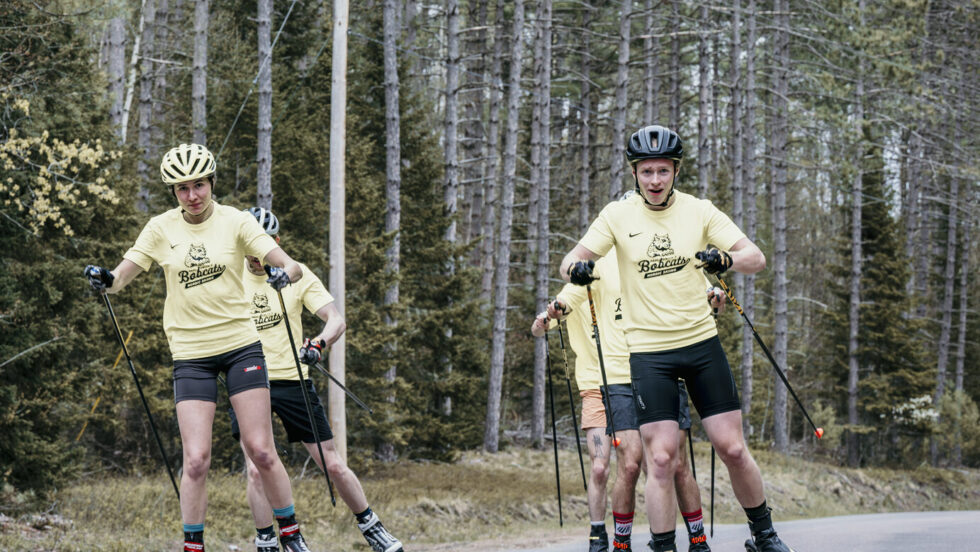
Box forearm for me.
[106,259,143,294]
[728,238,766,275]
[560,244,600,282]
[314,317,346,348]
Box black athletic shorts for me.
[600,382,692,434]
[630,335,740,426]
[173,341,269,403]
[230,379,332,443]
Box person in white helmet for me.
[84,144,314,552]
[232,206,403,552]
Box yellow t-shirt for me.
[579,191,745,352]
[123,202,278,360]
[555,250,631,390]
[242,262,334,381]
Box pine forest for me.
[1,0,978,507]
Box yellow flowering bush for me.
[1,95,122,237]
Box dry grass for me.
[2,445,979,551]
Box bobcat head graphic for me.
[647,233,674,257]
[184,243,210,267]
[252,292,270,312]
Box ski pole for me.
[687,428,697,481]
[713,276,824,439]
[555,322,588,492]
[710,446,715,537]
[266,267,336,506]
[585,285,620,448]
[545,329,564,527]
[310,362,373,414]
[99,293,180,500]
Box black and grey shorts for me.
[630,335,740,426]
[173,341,269,403]
[230,379,332,443]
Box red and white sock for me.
[613,510,634,548]
[682,508,705,535]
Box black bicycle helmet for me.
[625,125,684,165]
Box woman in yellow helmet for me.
[85,144,313,552]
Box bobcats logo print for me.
[184,243,210,267]
[252,292,270,313]
[647,233,674,257]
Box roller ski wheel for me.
[744,528,795,552]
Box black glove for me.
[264,265,291,290]
[695,248,733,275]
[568,260,596,286]
[84,265,115,292]
[299,338,325,365]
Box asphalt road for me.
[513,511,980,552]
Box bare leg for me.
[242,440,275,530]
[230,388,294,510]
[639,420,680,533]
[585,427,611,522]
[302,440,369,513]
[701,410,765,507]
[610,429,643,514]
[674,429,704,513]
[176,400,216,525]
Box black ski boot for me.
[688,531,711,552]
[589,530,609,552]
[612,535,632,551]
[255,533,279,552]
[744,528,795,552]
[279,532,312,552]
[646,536,677,552]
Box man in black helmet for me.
[558,126,796,552]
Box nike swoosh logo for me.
[629,232,642,238]
[170,243,178,249]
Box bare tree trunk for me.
[328,0,349,464]
[932,176,959,465]
[136,0,157,212]
[643,0,657,124]
[479,0,506,302]
[441,0,461,418]
[578,3,593,235]
[403,0,418,75]
[697,4,710,197]
[609,0,631,200]
[122,0,147,145]
[740,0,758,439]
[530,0,552,450]
[463,0,488,249]
[485,0,524,453]
[669,0,680,129]
[192,0,209,145]
[730,2,745,425]
[846,0,866,467]
[151,0,169,152]
[107,17,126,137]
[256,0,273,210]
[952,196,971,465]
[771,0,789,453]
[378,0,402,463]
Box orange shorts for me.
[580,389,606,430]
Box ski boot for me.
[255,533,279,552]
[612,535,632,551]
[688,531,711,551]
[590,530,610,552]
[744,528,795,552]
[358,511,404,552]
[279,532,312,552]
[646,537,677,552]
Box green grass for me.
[2,445,979,551]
